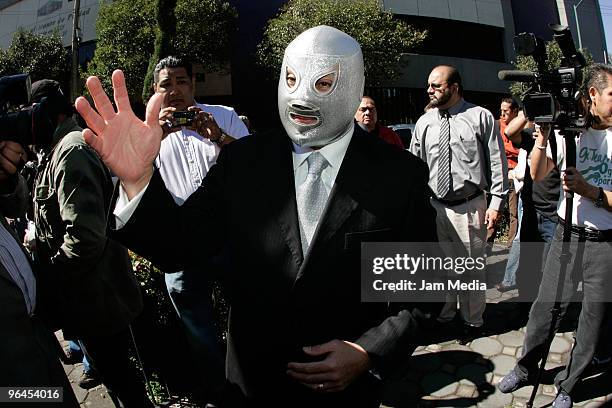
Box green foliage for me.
[142,0,178,101]
[86,0,237,101]
[84,0,156,101]
[130,252,174,326]
[510,42,593,97]
[173,0,236,74]
[0,29,69,83]
[130,251,228,343]
[257,0,427,86]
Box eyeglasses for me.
[427,82,448,90]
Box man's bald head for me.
[427,65,462,110]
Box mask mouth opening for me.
[289,112,319,126]
[287,100,321,128]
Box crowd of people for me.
[1,25,611,408]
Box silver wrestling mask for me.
[278,25,365,147]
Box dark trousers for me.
[165,267,226,396]
[230,373,382,408]
[515,225,612,394]
[487,179,518,245]
[80,326,154,408]
[516,211,557,302]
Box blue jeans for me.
[536,212,556,269]
[501,196,523,286]
[68,340,92,374]
[165,268,225,392]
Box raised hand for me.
[75,70,164,198]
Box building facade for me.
[0,0,98,66]
[1,0,608,129]
[373,0,608,125]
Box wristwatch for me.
[214,130,228,146]
[594,187,605,208]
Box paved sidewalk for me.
[57,246,611,407]
[379,247,612,408]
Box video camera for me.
[0,73,56,147]
[498,24,588,130]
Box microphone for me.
[497,70,536,82]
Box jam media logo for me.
[579,147,611,185]
[37,0,62,17]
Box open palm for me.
[75,70,163,193]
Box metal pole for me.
[574,0,584,50]
[70,0,81,102]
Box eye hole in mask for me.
[312,66,339,96]
[285,65,299,93]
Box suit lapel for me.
[260,134,304,276]
[295,128,373,281]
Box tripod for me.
[526,130,577,408]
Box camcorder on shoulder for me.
[0,73,56,147]
[498,24,588,131]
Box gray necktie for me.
[297,152,330,254]
[437,110,451,198]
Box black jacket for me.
[115,125,438,405]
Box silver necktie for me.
[437,110,451,198]
[297,152,330,254]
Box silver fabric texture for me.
[297,152,330,254]
[437,110,451,198]
[278,25,365,148]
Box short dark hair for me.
[435,65,463,95]
[361,95,376,105]
[153,56,193,84]
[501,97,519,110]
[584,63,612,94]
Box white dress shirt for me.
[156,102,249,204]
[292,126,353,197]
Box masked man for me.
[76,26,438,406]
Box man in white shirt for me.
[152,56,249,403]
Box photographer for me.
[0,140,79,406]
[498,63,612,407]
[152,56,249,405]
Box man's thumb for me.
[303,341,336,356]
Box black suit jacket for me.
[115,125,438,405]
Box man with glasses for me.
[410,65,508,344]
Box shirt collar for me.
[292,125,354,172]
[438,98,466,118]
